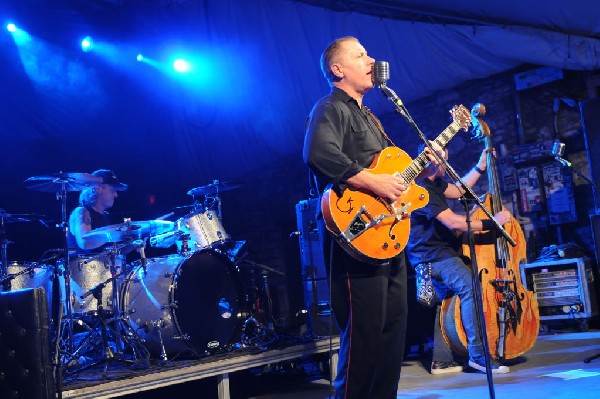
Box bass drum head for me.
[122,250,244,358]
[174,250,243,355]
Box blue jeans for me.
[430,256,485,362]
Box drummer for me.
[68,169,128,255]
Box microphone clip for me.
[555,156,572,168]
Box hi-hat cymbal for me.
[23,172,103,192]
[82,220,175,243]
[0,210,49,223]
[187,180,243,196]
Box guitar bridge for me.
[339,206,380,242]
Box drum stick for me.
[155,212,174,221]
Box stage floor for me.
[244,329,600,399]
[60,328,600,398]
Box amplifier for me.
[520,257,598,321]
[295,198,339,336]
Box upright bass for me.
[440,103,540,361]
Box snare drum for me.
[177,210,230,251]
[67,254,126,315]
[120,250,244,358]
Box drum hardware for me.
[226,239,247,263]
[145,320,169,362]
[186,179,243,220]
[0,209,50,276]
[179,233,191,254]
[64,242,149,377]
[23,172,103,367]
[240,316,268,348]
[234,257,286,345]
[149,230,184,249]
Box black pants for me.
[319,220,408,399]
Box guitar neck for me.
[399,120,463,184]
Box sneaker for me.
[468,358,510,374]
[431,361,464,375]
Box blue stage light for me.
[173,58,191,73]
[136,54,144,62]
[81,36,94,52]
[6,23,31,45]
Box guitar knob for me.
[382,242,389,249]
[394,243,401,250]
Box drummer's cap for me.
[92,169,128,191]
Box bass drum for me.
[121,250,244,358]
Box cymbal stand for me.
[52,181,72,398]
[0,213,10,278]
[214,183,222,220]
[199,180,223,219]
[236,257,284,346]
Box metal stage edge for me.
[62,335,340,399]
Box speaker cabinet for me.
[580,98,600,212]
[591,214,600,266]
[0,287,54,399]
[295,198,339,336]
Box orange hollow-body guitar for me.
[321,105,472,263]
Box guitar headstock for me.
[450,104,472,131]
[470,103,491,141]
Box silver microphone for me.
[552,141,565,157]
[373,61,390,87]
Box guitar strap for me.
[363,106,396,147]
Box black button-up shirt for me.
[303,88,388,196]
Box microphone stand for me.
[378,83,516,246]
[378,83,515,399]
[554,157,600,202]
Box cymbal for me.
[23,172,103,192]
[187,180,243,196]
[0,210,49,223]
[82,220,175,243]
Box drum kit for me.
[1,174,278,378]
